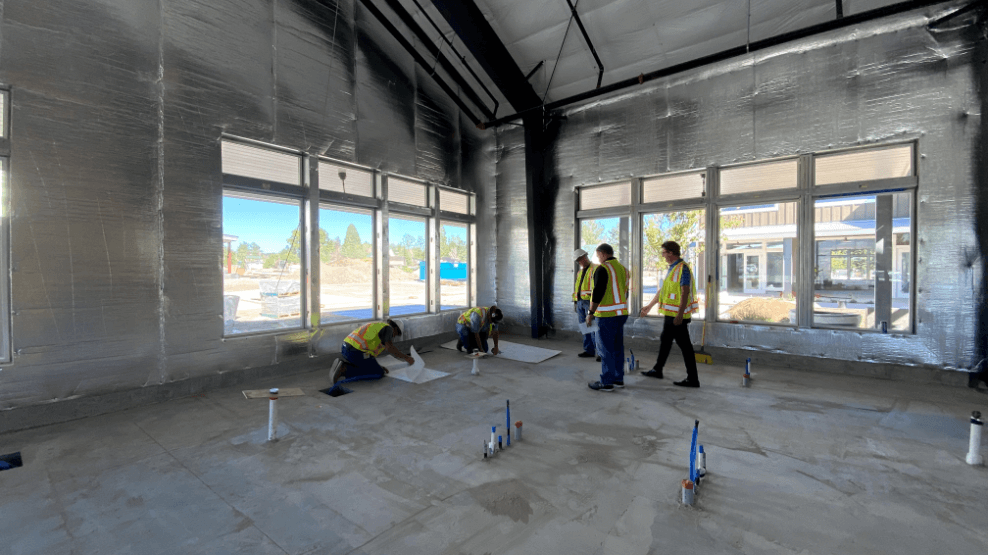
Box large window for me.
[641,210,706,318]
[388,215,428,315]
[221,191,304,335]
[440,222,469,310]
[717,202,798,324]
[319,205,374,324]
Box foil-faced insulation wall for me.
[0,0,495,412]
[526,4,984,370]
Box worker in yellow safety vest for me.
[584,243,629,392]
[640,240,701,388]
[573,249,598,358]
[456,305,503,354]
[330,319,414,385]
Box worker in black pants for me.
[640,241,700,387]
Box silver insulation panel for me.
[497,2,985,370]
[0,0,495,412]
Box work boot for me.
[673,379,699,388]
[456,339,464,352]
[577,351,595,358]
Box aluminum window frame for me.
[316,201,378,327]
[436,184,476,313]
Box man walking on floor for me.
[640,241,701,387]
[585,243,629,392]
[572,249,597,358]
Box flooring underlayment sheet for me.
[378,346,450,384]
[439,339,562,364]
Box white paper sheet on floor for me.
[378,346,450,384]
[439,339,561,364]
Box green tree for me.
[341,224,365,259]
[232,241,262,267]
[581,220,605,250]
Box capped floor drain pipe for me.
[967,411,984,466]
[471,357,480,375]
[268,388,279,442]
[682,479,695,505]
[742,358,751,387]
[697,445,706,477]
[515,421,523,442]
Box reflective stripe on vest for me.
[594,259,629,317]
[658,262,699,317]
[572,264,595,301]
[344,322,389,356]
[457,307,487,327]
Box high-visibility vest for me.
[658,261,699,317]
[344,322,389,357]
[572,264,595,301]
[458,307,494,334]
[593,259,629,317]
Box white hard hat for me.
[573,249,588,260]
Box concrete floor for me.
[2,335,987,555]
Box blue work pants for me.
[595,315,628,385]
[576,299,596,354]
[341,343,386,379]
[456,323,489,352]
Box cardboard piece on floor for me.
[242,387,305,399]
[378,346,450,384]
[440,339,561,364]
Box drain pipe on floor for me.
[268,388,279,442]
[967,411,983,466]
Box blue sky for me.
[224,196,451,253]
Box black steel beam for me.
[837,0,844,19]
[409,0,500,117]
[483,0,954,128]
[378,0,493,120]
[564,0,604,89]
[357,0,482,127]
[525,60,545,81]
[523,114,558,339]
[430,0,542,112]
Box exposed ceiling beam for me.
[430,0,542,115]
[482,0,959,128]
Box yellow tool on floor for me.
[695,276,713,364]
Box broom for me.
[695,276,713,365]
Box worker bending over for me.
[456,305,503,355]
[330,320,413,384]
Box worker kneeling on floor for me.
[456,305,503,355]
[330,319,413,384]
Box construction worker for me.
[573,249,597,358]
[640,241,700,387]
[585,243,629,392]
[456,305,503,354]
[330,319,413,384]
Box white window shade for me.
[440,188,470,214]
[221,140,300,185]
[642,172,705,203]
[580,182,631,210]
[720,159,798,195]
[319,161,373,197]
[388,177,428,207]
[814,144,913,186]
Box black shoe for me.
[673,379,700,388]
[330,359,346,385]
[577,351,595,358]
[641,369,663,379]
[613,381,625,388]
[595,356,601,362]
[456,339,463,352]
[588,381,615,392]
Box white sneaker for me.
[329,359,345,384]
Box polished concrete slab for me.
[2,334,987,554]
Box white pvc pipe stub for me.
[268,388,279,442]
[967,411,983,466]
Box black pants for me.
[654,316,698,382]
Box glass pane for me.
[389,177,428,207]
[319,205,374,324]
[641,210,706,319]
[389,215,428,315]
[580,217,630,265]
[720,159,798,195]
[813,192,911,331]
[222,192,303,335]
[0,91,6,138]
[319,161,373,197]
[718,202,798,324]
[221,141,300,185]
[642,172,706,203]
[815,144,913,186]
[580,182,632,210]
[440,188,470,214]
[440,222,469,310]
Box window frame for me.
[436,184,475,312]
[316,201,378,327]
[0,88,10,362]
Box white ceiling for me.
[398,0,908,115]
